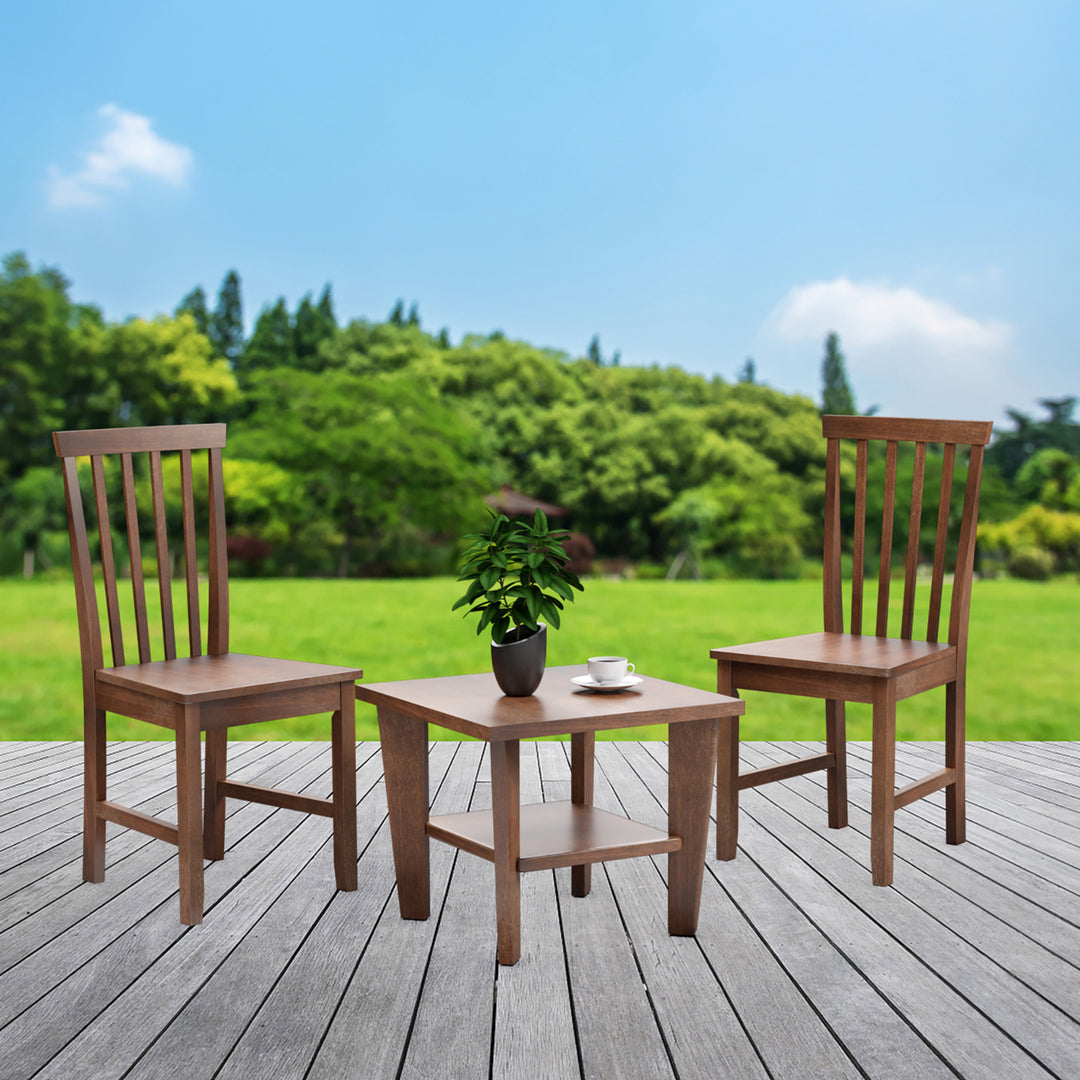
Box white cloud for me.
[757,277,1022,421]
[49,104,193,208]
[770,277,1011,356]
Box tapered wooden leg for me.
[176,705,204,925]
[490,740,521,965]
[945,679,965,845]
[332,684,358,891]
[670,716,720,935]
[571,731,594,897]
[203,728,227,860]
[870,682,896,886]
[825,699,848,830]
[378,708,429,919]
[83,702,107,883]
[715,660,739,860]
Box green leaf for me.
[547,578,573,601]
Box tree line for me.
[1,252,1076,581]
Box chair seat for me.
[96,652,363,704]
[711,632,955,678]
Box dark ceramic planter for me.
[491,622,547,696]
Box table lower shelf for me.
[426,801,682,872]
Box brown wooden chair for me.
[53,424,361,924]
[712,415,993,885]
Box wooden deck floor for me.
[1,739,1078,1079]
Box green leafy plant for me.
[453,509,584,643]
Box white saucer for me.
[571,674,643,693]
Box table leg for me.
[571,731,595,897]
[332,683,358,892]
[490,739,521,965]
[715,660,739,860]
[378,707,429,919]
[668,716,720,936]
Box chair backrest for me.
[53,425,230,678]
[821,416,993,650]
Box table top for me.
[355,665,744,741]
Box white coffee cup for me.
[587,656,635,684]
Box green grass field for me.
[1,576,1075,742]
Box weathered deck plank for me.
[0,740,1077,1080]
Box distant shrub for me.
[979,506,1080,572]
[1007,545,1054,581]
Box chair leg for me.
[945,679,965,845]
[176,705,204,925]
[332,683,358,892]
[870,682,896,886]
[203,728,227,861]
[825,699,848,829]
[715,660,739,860]
[83,704,107,883]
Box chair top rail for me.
[822,415,992,446]
[53,424,227,458]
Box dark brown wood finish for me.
[148,450,177,660]
[426,803,682,869]
[491,740,522,964]
[372,668,742,965]
[570,730,595,896]
[53,424,361,925]
[357,667,739,741]
[667,716,720,935]
[712,414,992,884]
[377,708,430,920]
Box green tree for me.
[388,299,406,326]
[987,397,1080,481]
[587,335,602,365]
[821,332,856,415]
[210,270,244,364]
[316,284,336,331]
[1016,448,1080,511]
[293,295,321,367]
[407,303,421,327]
[102,314,241,426]
[234,368,496,575]
[242,299,295,376]
[0,252,105,484]
[175,286,210,338]
[737,357,756,384]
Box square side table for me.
[357,666,744,965]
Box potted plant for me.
[453,509,585,695]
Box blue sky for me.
[3,1,1076,426]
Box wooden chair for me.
[53,424,361,924]
[712,415,993,884]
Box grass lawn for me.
[1,575,1075,742]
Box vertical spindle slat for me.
[180,449,201,658]
[149,451,177,660]
[926,443,955,643]
[91,456,125,667]
[823,437,844,632]
[61,456,104,679]
[875,441,898,637]
[121,453,151,662]
[900,442,926,640]
[949,444,986,648]
[207,447,229,655]
[851,440,868,635]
